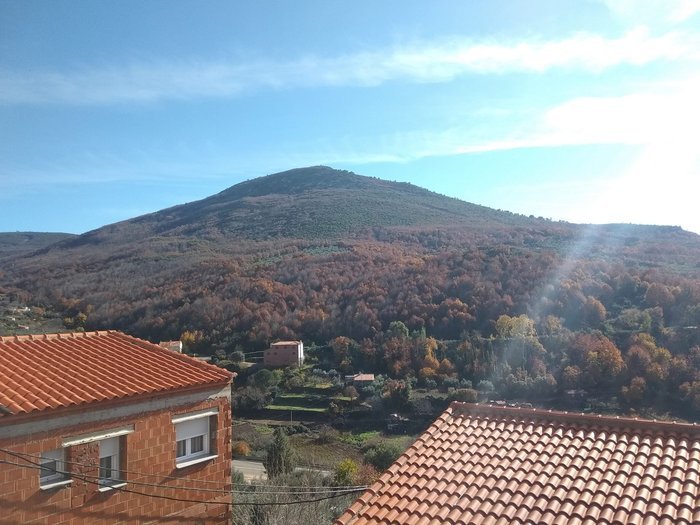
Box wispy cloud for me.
[421,76,700,155]
[600,0,700,24]
[1,28,697,105]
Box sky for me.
[1,0,699,235]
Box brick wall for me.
[263,344,302,367]
[0,396,232,524]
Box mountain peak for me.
[39,166,526,248]
[216,166,372,199]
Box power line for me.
[0,448,367,494]
[0,459,364,506]
[0,445,227,487]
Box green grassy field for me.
[265,393,329,413]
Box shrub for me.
[334,459,359,486]
[477,380,495,392]
[450,388,478,403]
[232,386,270,413]
[252,369,279,389]
[443,377,460,389]
[232,469,246,486]
[364,442,402,471]
[328,401,343,418]
[232,440,251,457]
[343,385,359,400]
[354,463,380,485]
[283,423,310,435]
[316,425,340,444]
[459,379,473,389]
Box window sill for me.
[98,481,127,493]
[175,454,218,469]
[40,479,73,491]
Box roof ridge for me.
[450,402,700,435]
[0,330,111,343]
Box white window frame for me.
[98,436,126,492]
[173,409,218,468]
[39,449,72,490]
[63,425,132,493]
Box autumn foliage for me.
[2,168,700,417]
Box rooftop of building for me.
[0,330,232,418]
[336,402,700,525]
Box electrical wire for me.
[0,447,361,492]
[0,445,226,487]
[1,437,231,487]
[0,459,364,506]
[0,448,367,495]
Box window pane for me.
[40,459,58,480]
[191,435,204,454]
[99,436,121,484]
[99,455,113,480]
[176,440,187,458]
[39,450,65,484]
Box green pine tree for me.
[264,428,296,478]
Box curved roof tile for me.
[335,402,700,525]
[0,331,232,417]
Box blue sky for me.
[1,0,699,234]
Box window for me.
[39,449,70,489]
[62,425,132,492]
[173,409,218,468]
[175,417,209,460]
[98,436,122,487]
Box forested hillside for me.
[2,167,700,415]
[0,232,75,261]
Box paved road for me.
[233,459,332,482]
[233,459,267,481]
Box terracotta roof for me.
[0,331,232,417]
[353,374,375,382]
[336,402,700,525]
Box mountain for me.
[53,166,524,247]
[2,166,699,353]
[0,232,76,261]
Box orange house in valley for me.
[0,330,233,525]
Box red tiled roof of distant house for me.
[353,374,375,382]
[336,402,700,525]
[0,330,232,417]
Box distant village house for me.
[344,373,375,387]
[263,340,304,367]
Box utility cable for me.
[0,448,367,494]
[0,445,226,487]
[0,459,364,506]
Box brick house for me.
[0,330,233,525]
[263,340,304,368]
[337,402,700,524]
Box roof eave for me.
[0,378,231,425]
